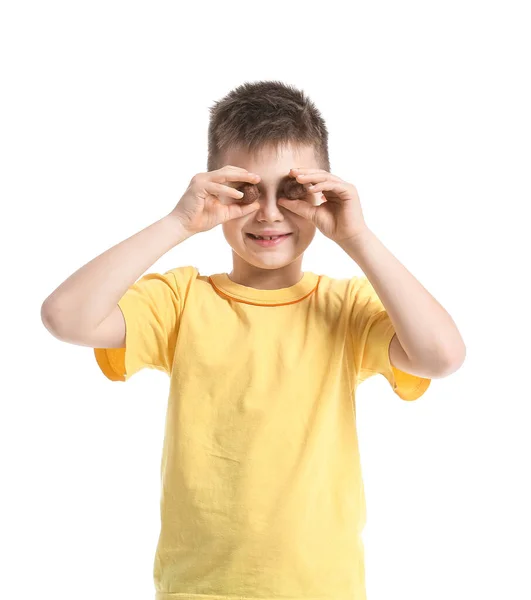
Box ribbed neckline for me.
[208,272,321,306]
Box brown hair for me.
[207,80,330,173]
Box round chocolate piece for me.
[283,178,308,200]
[238,183,260,204]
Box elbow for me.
[41,298,53,322]
[41,299,65,335]
[41,300,57,333]
[440,343,467,377]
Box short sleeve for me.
[350,276,431,401]
[93,268,191,382]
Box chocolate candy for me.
[237,183,260,204]
[283,178,309,200]
[236,178,309,204]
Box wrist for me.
[161,213,194,245]
[336,227,373,249]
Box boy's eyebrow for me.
[253,175,292,188]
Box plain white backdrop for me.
[2,1,530,599]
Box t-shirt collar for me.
[208,272,321,306]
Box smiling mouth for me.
[246,232,293,246]
[247,233,292,240]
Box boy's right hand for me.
[167,166,261,235]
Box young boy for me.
[41,81,466,600]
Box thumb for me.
[223,200,260,222]
[278,199,317,223]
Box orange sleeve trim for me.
[93,347,126,382]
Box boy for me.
[41,81,466,600]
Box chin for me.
[241,250,299,268]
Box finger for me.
[213,171,261,184]
[225,201,260,220]
[205,165,251,182]
[219,165,254,172]
[290,168,328,175]
[294,172,343,184]
[294,173,329,185]
[205,181,246,200]
[289,170,324,182]
[304,180,352,201]
[278,198,319,223]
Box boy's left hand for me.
[279,168,369,244]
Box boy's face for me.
[219,143,325,285]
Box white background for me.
[2,1,530,599]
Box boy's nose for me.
[255,196,286,219]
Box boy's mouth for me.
[246,233,293,247]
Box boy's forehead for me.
[223,143,319,176]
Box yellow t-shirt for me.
[94,266,431,600]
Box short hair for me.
[207,80,330,173]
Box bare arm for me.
[41,164,262,346]
[338,228,466,376]
[41,214,192,342]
